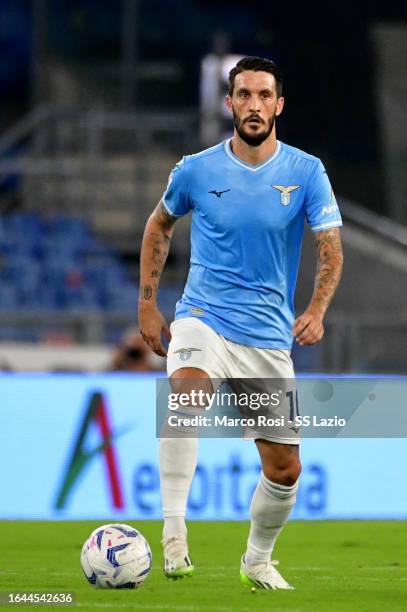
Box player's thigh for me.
[167,317,227,381]
[228,344,295,379]
[228,347,299,444]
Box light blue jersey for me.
[162,139,342,348]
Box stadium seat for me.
[104,283,137,313]
[0,211,138,322]
[61,285,102,311]
[47,215,91,246]
[4,213,44,242]
[0,281,20,310]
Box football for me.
[80,523,152,589]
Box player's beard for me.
[233,109,276,147]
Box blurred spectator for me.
[0,357,12,372]
[108,327,156,372]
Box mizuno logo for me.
[209,189,231,198]
[272,185,300,206]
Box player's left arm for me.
[293,228,343,345]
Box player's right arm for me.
[138,201,178,356]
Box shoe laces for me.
[247,559,289,588]
[162,534,188,561]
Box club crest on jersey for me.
[272,185,300,206]
[173,347,202,361]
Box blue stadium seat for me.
[82,238,114,258]
[0,281,20,310]
[85,262,128,306]
[0,212,137,320]
[47,215,91,247]
[40,237,81,262]
[4,213,44,244]
[61,285,102,311]
[27,287,60,311]
[4,255,42,285]
[42,259,82,290]
[158,286,180,316]
[104,282,137,313]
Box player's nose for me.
[248,94,261,111]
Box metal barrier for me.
[0,106,197,249]
[0,310,405,373]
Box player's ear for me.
[225,95,233,113]
[276,96,285,117]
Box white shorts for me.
[166,317,299,444]
[167,317,294,378]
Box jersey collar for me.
[224,138,281,172]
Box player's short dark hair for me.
[228,56,283,98]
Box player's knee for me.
[171,367,210,379]
[286,459,301,486]
[264,458,301,487]
[170,367,213,398]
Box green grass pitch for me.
[0,520,405,611]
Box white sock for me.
[245,472,298,565]
[159,437,198,541]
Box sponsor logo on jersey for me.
[272,185,300,206]
[322,203,338,215]
[322,188,337,215]
[173,347,202,361]
[209,188,231,198]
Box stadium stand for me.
[0,211,181,343]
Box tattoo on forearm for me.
[140,201,177,301]
[151,232,169,267]
[141,285,153,300]
[313,229,343,312]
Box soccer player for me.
[139,56,343,590]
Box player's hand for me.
[292,309,324,346]
[138,301,171,357]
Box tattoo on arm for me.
[139,201,178,303]
[312,229,343,314]
[151,231,169,267]
[141,285,153,300]
[154,201,178,232]
[151,202,177,266]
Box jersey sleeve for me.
[305,160,343,232]
[162,157,192,217]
